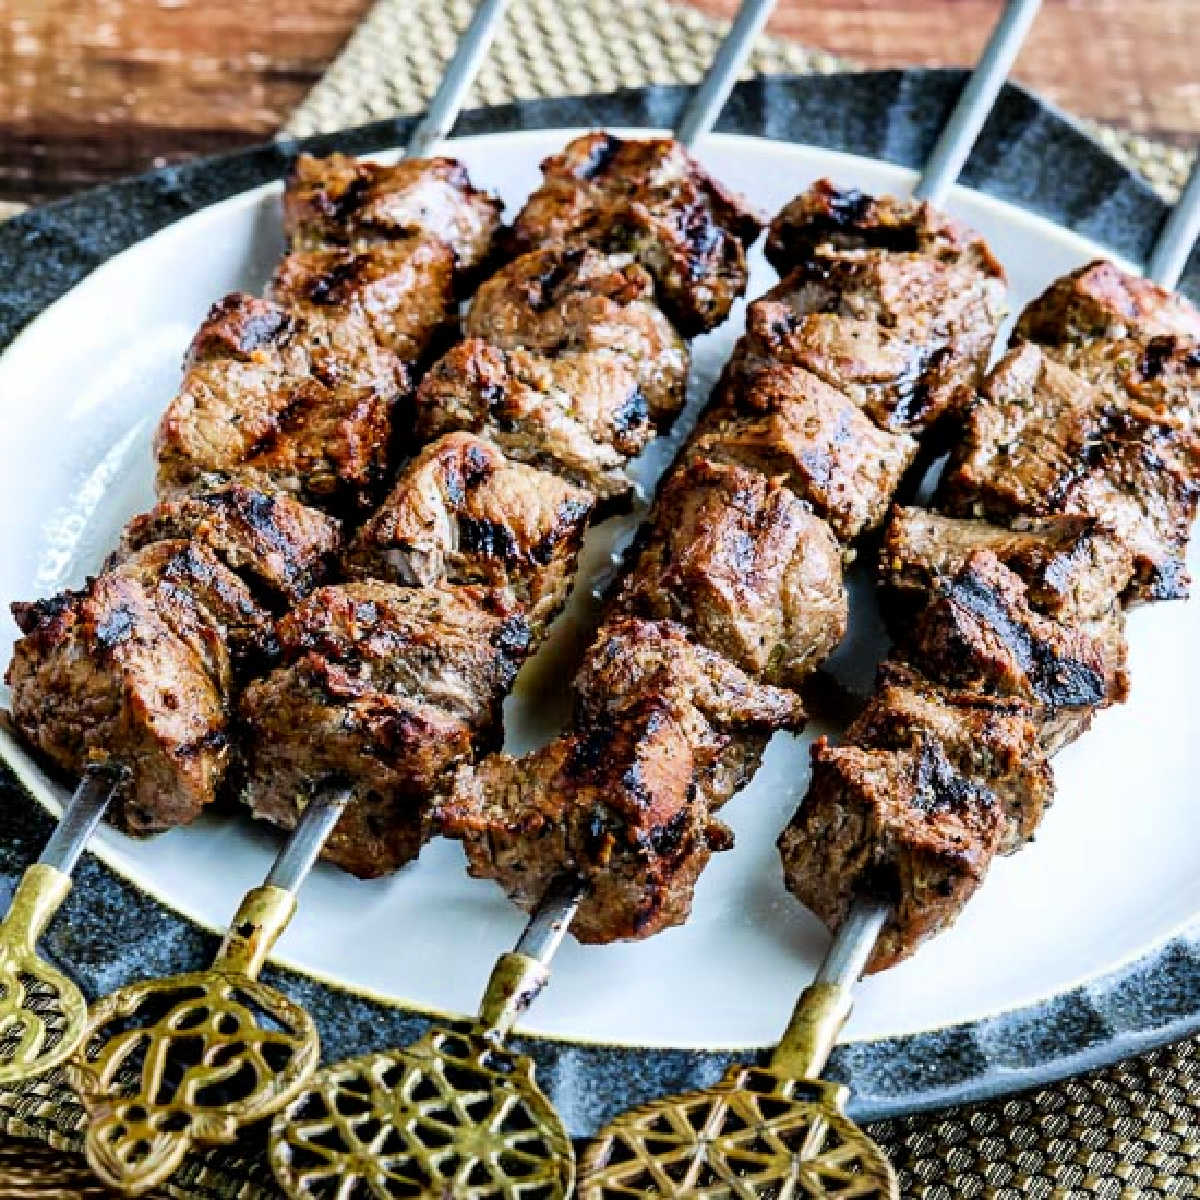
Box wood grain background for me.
[0,0,1196,204]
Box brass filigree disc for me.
[578,1066,898,1199]
[268,1027,574,1199]
[0,943,87,1086]
[66,969,319,1194]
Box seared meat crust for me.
[7,542,272,835]
[880,505,1133,623]
[283,152,503,278]
[905,551,1127,726]
[239,582,530,877]
[778,735,1004,973]
[613,459,847,685]
[466,248,689,425]
[506,132,765,335]
[412,338,651,502]
[848,663,1052,853]
[343,432,593,632]
[270,242,456,368]
[940,342,1200,601]
[766,179,1004,278]
[114,485,341,607]
[1015,260,1200,347]
[439,699,730,942]
[691,365,917,540]
[155,293,402,511]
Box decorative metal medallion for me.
[578,1067,898,1199]
[66,969,319,1193]
[269,1027,574,1199]
[0,865,86,1085]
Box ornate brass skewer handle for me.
[578,900,899,1199]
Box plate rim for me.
[1,70,1198,1132]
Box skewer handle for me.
[476,874,584,1043]
[769,897,889,1079]
[1147,159,1200,290]
[675,0,778,149]
[213,788,349,978]
[406,0,512,158]
[914,0,1042,206]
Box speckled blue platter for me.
[0,71,1198,1135]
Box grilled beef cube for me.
[1048,336,1200,438]
[690,365,917,540]
[941,342,1200,601]
[466,247,688,425]
[343,433,594,632]
[848,663,1052,853]
[1015,260,1200,347]
[766,179,1004,277]
[438,699,734,944]
[506,133,764,335]
[7,542,272,835]
[905,551,1128,741]
[283,152,503,279]
[114,485,341,608]
[413,338,652,502]
[270,242,456,369]
[612,459,847,686]
[239,582,530,877]
[757,181,1005,434]
[574,618,807,809]
[778,735,1004,972]
[155,293,401,511]
[880,506,1134,622]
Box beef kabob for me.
[567,4,1056,1196]
[261,7,1036,1199]
[583,93,1199,1200]
[0,0,517,1106]
[52,16,769,1200]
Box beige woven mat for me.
[1,1,1199,1195]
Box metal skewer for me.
[573,3,1052,1195]
[1147,157,1200,289]
[52,4,515,1191]
[264,5,779,1196]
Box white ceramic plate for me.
[1,129,1196,1064]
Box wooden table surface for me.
[0,0,1196,205]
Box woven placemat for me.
[1,1,1198,1194]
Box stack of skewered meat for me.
[6,138,766,887]
[438,180,1011,941]
[780,259,1200,971]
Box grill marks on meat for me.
[439,620,803,942]
[757,180,1006,437]
[782,260,1200,973]
[155,292,403,512]
[239,583,530,877]
[691,366,917,541]
[506,133,765,336]
[881,506,1133,624]
[437,181,1005,942]
[344,432,594,633]
[7,542,273,835]
[1015,260,1200,347]
[156,154,503,514]
[283,152,504,280]
[779,736,1004,974]
[612,460,847,687]
[466,248,689,426]
[113,484,341,608]
[941,341,1200,602]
